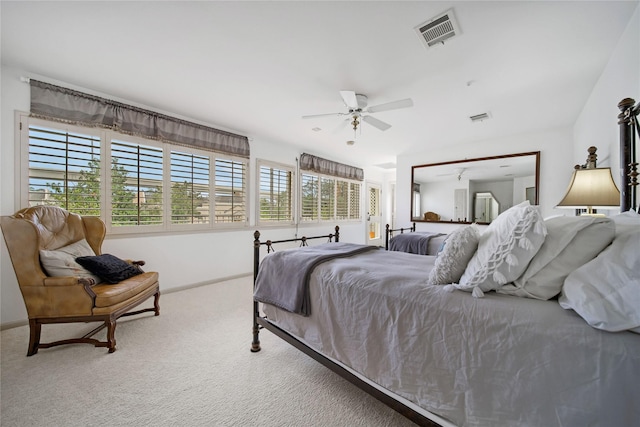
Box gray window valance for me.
[299,153,364,181]
[29,80,249,158]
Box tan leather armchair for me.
[423,211,441,222]
[1,206,160,355]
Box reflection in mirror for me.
[411,152,540,224]
[475,192,499,223]
[412,183,421,218]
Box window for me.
[300,173,318,221]
[171,150,210,225]
[349,182,361,220]
[320,177,335,220]
[21,115,248,233]
[214,158,247,223]
[300,172,361,222]
[27,124,102,216]
[257,160,294,225]
[110,139,164,226]
[335,180,349,220]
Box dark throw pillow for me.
[76,254,142,284]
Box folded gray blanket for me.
[254,242,379,316]
[389,232,445,255]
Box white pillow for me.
[559,229,640,332]
[39,239,102,284]
[498,216,615,300]
[427,225,480,285]
[611,209,640,237]
[455,201,546,297]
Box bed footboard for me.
[251,226,339,353]
[384,223,416,250]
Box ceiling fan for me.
[302,91,413,133]
[436,167,467,181]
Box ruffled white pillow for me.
[453,201,546,297]
[427,224,479,285]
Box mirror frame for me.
[410,151,540,224]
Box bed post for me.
[334,225,340,242]
[251,230,261,352]
[618,97,639,212]
[385,224,390,249]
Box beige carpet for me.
[1,276,416,427]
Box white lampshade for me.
[556,167,620,212]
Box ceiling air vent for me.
[415,9,460,49]
[469,112,491,123]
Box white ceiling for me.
[2,1,637,170]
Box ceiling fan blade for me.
[339,90,359,109]
[363,115,391,131]
[302,112,344,119]
[367,98,414,113]
[331,117,351,134]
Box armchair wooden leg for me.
[106,319,117,353]
[27,319,41,356]
[153,290,161,316]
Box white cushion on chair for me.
[39,238,102,284]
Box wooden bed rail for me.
[252,226,340,353]
[384,223,416,250]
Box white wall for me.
[396,126,575,235]
[573,5,639,195]
[395,5,639,235]
[0,68,369,326]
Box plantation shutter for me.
[300,173,318,221]
[110,139,163,226]
[259,164,293,222]
[28,124,101,215]
[171,151,211,224]
[214,158,247,223]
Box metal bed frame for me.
[384,222,416,251]
[250,97,638,426]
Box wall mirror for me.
[411,151,540,224]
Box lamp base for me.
[579,212,606,217]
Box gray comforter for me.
[389,231,445,255]
[261,249,640,426]
[254,242,378,316]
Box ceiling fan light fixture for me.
[351,115,360,130]
[303,90,413,133]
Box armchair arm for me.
[21,279,96,317]
[43,276,97,297]
[43,276,86,286]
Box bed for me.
[385,223,447,256]
[251,97,640,427]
